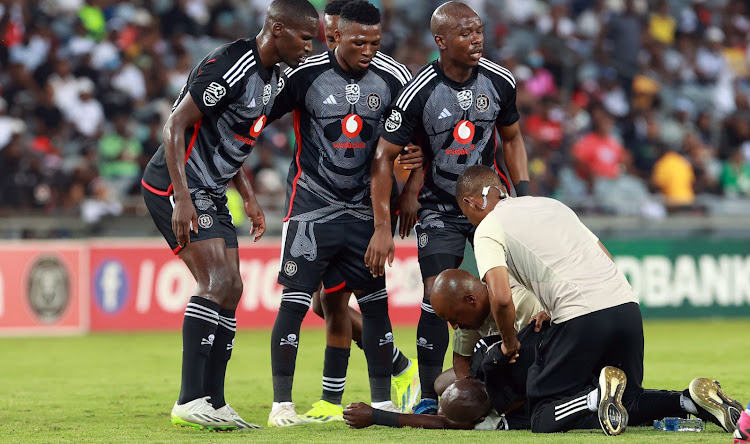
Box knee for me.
[311,291,324,319]
[205,272,242,307]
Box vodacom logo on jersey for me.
[249,115,267,138]
[447,120,476,155]
[335,114,366,149]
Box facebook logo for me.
[95,261,129,314]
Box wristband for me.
[514,180,531,197]
[372,408,400,427]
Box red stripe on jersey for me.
[185,119,202,162]
[492,131,511,191]
[284,110,303,222]
[325,281,347,294]
[172,245,183,255]
[141,179,174,196]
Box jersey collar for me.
[432,59,479,90]
[331,49,369,81]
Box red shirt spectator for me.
[572,104,624,180]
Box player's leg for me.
[526,309,627,435]
[142,187,237,430]
[269,220,329,427]
[302,286,352,423]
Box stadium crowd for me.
[2,0,750,220]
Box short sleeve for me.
[379,70,431,147]
[268,69,297,123]
[495,75,519,127]
[188,51,244,116]
[474,214,508,282]
[453,327,482,356]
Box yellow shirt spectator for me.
[652,151,695,205]
[649,13,675,45]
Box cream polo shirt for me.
[453,280,543,357]
[474,196,636,324]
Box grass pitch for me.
[1,319,748,443]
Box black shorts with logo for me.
[414,212,475,280]
[142,185,238,254]
[277,217,385,294]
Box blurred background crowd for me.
[2,0,750,228]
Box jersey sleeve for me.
[492,68,520,127]
[453,327,482,356]
[268,68,301,123]
[379,80,426,147]
[474,214,508,282]
[188,48,245,116]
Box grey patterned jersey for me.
[143,38,280,196]
[380,58,518,219]
[269,51,411,223]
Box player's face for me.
[335,21,381,73]
[443,15,484,68]
[278,18,319,68]
[324,14,340,50]
[446,302,484,330]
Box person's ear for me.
[465,293,476,304]
[434,34,446,50]
[272,22,284,37]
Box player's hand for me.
[365,226,395,277]
[343,402,374,429]
[243,195,266,242]
[397,144,423,170]
[172,195,198,248]
[528,310,551,332]
[397,191,419,239]
[501,339,520,364]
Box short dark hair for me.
[324,0,352,16]
[456,165,504,201]
[267,0,319,27]
[339,0,380,26]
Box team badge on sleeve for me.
[457,90,473,110]
[367,93,381,111]
[346,84,361,105]
[385,110,402,132]
[276,76,285,95]
[203,82,226,106]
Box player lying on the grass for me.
[365,1,531,415]
[266,0,420,427]
[453,165,745,435]
[305,0,422,416]
[140,0,318,431]
[346,288,744,434]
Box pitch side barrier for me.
[0,238,749,335]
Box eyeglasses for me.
[463,185,508,210]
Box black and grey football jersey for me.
[380,58,518,219]
[143,38,281,196]
[269,51,411,223]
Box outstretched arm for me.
[343,402,473,430]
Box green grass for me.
[1,319,748,443]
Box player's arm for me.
[484,266,519,363]
[343,402,474,430]
[497,121,530,196]
[598,240,614,262]
[365,137,405,276]
[396,166,423,238]
[232,168,265,241]
[453,352,472,379]
[163,94,203,247]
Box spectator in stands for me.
[98,112,142,199]
[572,103,625,189]
[651,144,696,209]
[721,148,750,197]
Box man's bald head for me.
[431,269,489,330]
[430,1,479,36]
[265,0,319,28]
[439,378,492,423]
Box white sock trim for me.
[587,388,599,411]
[681,394,699,414]
[272,401,294,411]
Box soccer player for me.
[365,1,530,414]
[140,0,319,431]
[266,0,414,427]
[452,165,744,435]
[308,0,422,414]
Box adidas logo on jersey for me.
[323,95,338,105]
[438,108,452,119]
[249,97,256,108]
